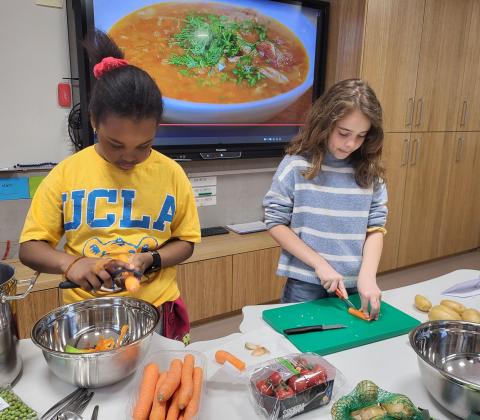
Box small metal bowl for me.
[409,320,480,418]
[31,297,159,388]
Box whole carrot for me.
[133,362,160,420]
[215,350,245,371]
[182,367,203,420]
[165,390,181,420]
[178,354,195,410]
[158,359,183,402]
[150,372,167,420]
[348,307,371,321]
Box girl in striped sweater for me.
[263,79,387,320]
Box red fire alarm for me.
[58,82,72,108]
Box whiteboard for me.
[0,1,73,169]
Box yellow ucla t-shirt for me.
[20,146,201,306]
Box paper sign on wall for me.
[29,176,46,198]
[0,178,30,200]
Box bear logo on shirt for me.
[83,236,159,258]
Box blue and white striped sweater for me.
[263,153,388,288]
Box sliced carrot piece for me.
[215,350,245,371]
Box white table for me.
[13,269,480,419]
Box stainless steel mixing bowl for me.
[31,297,159,388]
[409,320,480,418]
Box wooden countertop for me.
[7,231,278,293]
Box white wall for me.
[0,1,72,168]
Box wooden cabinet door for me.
[378,134,410,272]
[361,0,424,132]
[456,0,480,130]
[438,133,480,255]
[413,0,472,131]
[231,247,286,310]
[15,288,60,339]
[177,257,232,323]
[398,132,453,266]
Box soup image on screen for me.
[108,2,310,105]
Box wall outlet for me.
[35,0,63,8]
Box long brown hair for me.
[286,79,384,188]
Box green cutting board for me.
[263,295,420,355]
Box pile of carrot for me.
[132,354,204,420]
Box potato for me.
[350,405,386,420]
[428,305,462,321]
[414,294,432,312]
[440,299,466,314]
[461,308,480,323]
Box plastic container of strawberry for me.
[248,353,336,420]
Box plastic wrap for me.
[0,387,37,419]
[247,353,336,419]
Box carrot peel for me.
[348,307,371,321]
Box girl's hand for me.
[357,277,382,320]
[314,263,347,296]
[65,257,114,291]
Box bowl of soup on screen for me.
[107,1,315,123]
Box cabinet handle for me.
[460,101,468,126]
[456,137,464,162]
[410,139,419,166]
[405,98,414,127]
[414,98,423,127]
[401,138,410,166]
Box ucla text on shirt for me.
[61,189,175,231]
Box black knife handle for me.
[284,326,323,335]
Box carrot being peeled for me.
[215,350,245,371]
[178,354,195,410]
[149,372,167,420]
[348,307,371,321]
[158,359,183,402]
[125,275,141,293]
[133,362,160,420]
[182,366,203,420]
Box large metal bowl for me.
[31,297,159,388]
[409,320,480,418]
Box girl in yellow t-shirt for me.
[19,30,200,344]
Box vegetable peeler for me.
[59,265,142,290]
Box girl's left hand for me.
[357,278,382,320]
[126,252,153,274]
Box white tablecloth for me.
[13,269,480,419]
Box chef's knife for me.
[283,324,347,335]
[335,288,356,309]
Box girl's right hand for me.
[64,257,117,291]
[315,263,347,296]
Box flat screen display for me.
[73,0,328,159]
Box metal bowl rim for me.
[409,320,480,391]
[31,296,159,357]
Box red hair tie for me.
[93,57,129,79]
